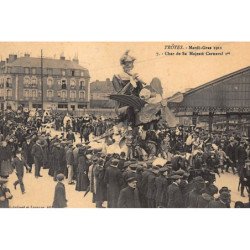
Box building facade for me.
[89,78,116,108]
[168,66,250,133]
[0,54,90,111]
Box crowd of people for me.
[0,108,249,208]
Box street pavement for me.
[6,128,249,208]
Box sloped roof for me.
[5,56,88,71]
[90,80,115,93]
[183,66,250,96]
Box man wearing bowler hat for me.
[118,176,141,208]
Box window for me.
[61,90,67,99]
[7,67,11,73]
[79,80,85,90]
[79,91,85,99]
[0,78,3,88]
[6,78,12,88]
[32,90,37,98]
[47,77,53,88]
[24,76,30,87]
[32,68,36,75]
[24,67,30,74]
[47,68,53,75]
[70,79,76,88]
[58,104,68,109]
[6,89,12,98]
[70,91,76,99]
[78,104,87,109]
[71,70,75,76]
[23,89,29,98]
[61,79,67,89]
[62,70,66,76]
[31,77,37,87]
[32,104,42,109]
[47,90,53,98]
[80,71,84,77]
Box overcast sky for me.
[0,42,249,97]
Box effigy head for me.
[120,50,136,72]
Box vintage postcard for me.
[0,42,249,208]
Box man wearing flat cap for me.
[208,191,231,208]
[118,176,141,208]
[167,175,184,208]
[186,176,205,208]
[155,167,169,208]
[52,174,67,208]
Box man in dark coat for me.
[22,137,34,173]
[208,191,231,208]
[51,143,61,181]
[140,165,152,208]
[0,178,13,208]
[12,149,30,194]
[31,139,44,178]
[225,139,236,174]
[66,130,76,143]
[104,159,123,208]
[155,167,168,207]
[235,140,247,174]
[52,174,67,208]
[118,176,141,208]
[186,176,205,208]
[167,175,184,208]
[146,166,159,208]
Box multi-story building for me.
[90,78,116,108]
[0,54,90,111]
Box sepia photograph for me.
[0,42,249,209]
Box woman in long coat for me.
[75,148,89,191]
[0,141,13,178]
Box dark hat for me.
[76,143,82,147]
[171,175,182,180]
[56,174,64,181]
[220,191,231,200]
[174,169,186,176]
[193,176,205,183]
[234,201,245,208]
[124,161,132,168]
[219,187,231,194]
[111,159,119,165]
[159,166,169,173]
[120,152,126,157]
[0,177,8,184]
[126,176,137,183]
[98,159,104,165]
[92,156,99,162]
[129,164,138,171]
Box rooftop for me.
[2,54,90,76]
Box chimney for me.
[73,58,79,64]
[60,52,65,60]
[8,54,18,63]
[73,53,79,64]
